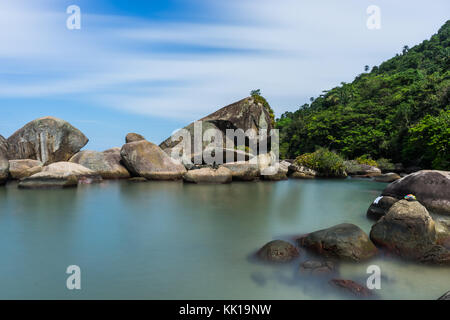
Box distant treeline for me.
[275,20,450,170]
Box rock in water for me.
[298,260,335,276]
[329,279,372,298]
[125,133,145,143]
[344,161,381,177]
[9,159,43,179]
[288,163,316,179]
[297,223,378,262]
[70,149,130,179]
[366,196,399,220]
[0,135,9,184]
[370,200,436,259]
[120,140,186,180]
[257,240,299,263]
[183,167,232,184]
[374,172,401,183]
[159,97,273,161]
[7,117,88,165]
[221,161,260,181]
[419,245,450,266]
[18,162,99,189]
[381,170,450,215]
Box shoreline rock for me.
[7,116,88,165]
[70,149,130,179]
[296,223,378,262]
[120,140,186,180]
[9,159,43,180]
[0,135,9,185]
[381,170,450,215]
[370,200,436,259]
[183,167,232,184]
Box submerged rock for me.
[370,200,436,259]
[9,159,43,179]
[381,170,450,215]
[18,162,99,189]
[329,279,372,298]
[257,240,299,263]
[298,260,335,276]
[297,223,378,262]
[120,140,186,180]
[70,149,130,179]
[183,167,232,184]
[374,172,401,183]
[125,133,145,143]
[0,135,9,184]
[419,245,450,266]
[7,117,88,165]
[366,196,399,220]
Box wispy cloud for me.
[0,0,448,122]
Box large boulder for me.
[7,117,88,165]
[261,162,288,181]
[69,149,130,179]
[183,167,232,184]
[297,223,378,262]
[159,97,273,162]
[222,161,260,181]
[257,240,299,263]
[419,245,450,266]
[366,196,399,220]
[9,159,43,179]
[120,140,186,180]
[0,135,9,184]
[18,162,99,189]
[381,170,450,215]
[370,200,436,259]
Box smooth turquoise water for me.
[0,179,448,299]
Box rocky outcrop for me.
[261,161,288,181]
[222,161,260,181]
[183,167,232,184]
[7,117,88,165]
[435,219,450,247]
[288,163,316,179]
[257,240,299,263]
[329,279,372,298]
[159,97,273,162]
[381,170,450,215]
[120,140,186,180]
[374,173,401,183]
[69,149,130,179]
[366,196,399,220]
[370,200,436,259]
[9,159,43,179]
[18,162,99,189]
[344,161,381,177]
[125,133,145,143]
[297,223,378,262]
[0,135,9,184]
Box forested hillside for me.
[276,20,450,170]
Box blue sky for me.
[0,0,448,150]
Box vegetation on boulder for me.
[295,148,346,177]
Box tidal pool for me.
[0,179,448,299]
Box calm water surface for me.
[0,179,448,299]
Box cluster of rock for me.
[0,98,325,188]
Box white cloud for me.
[0,0,448,121]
